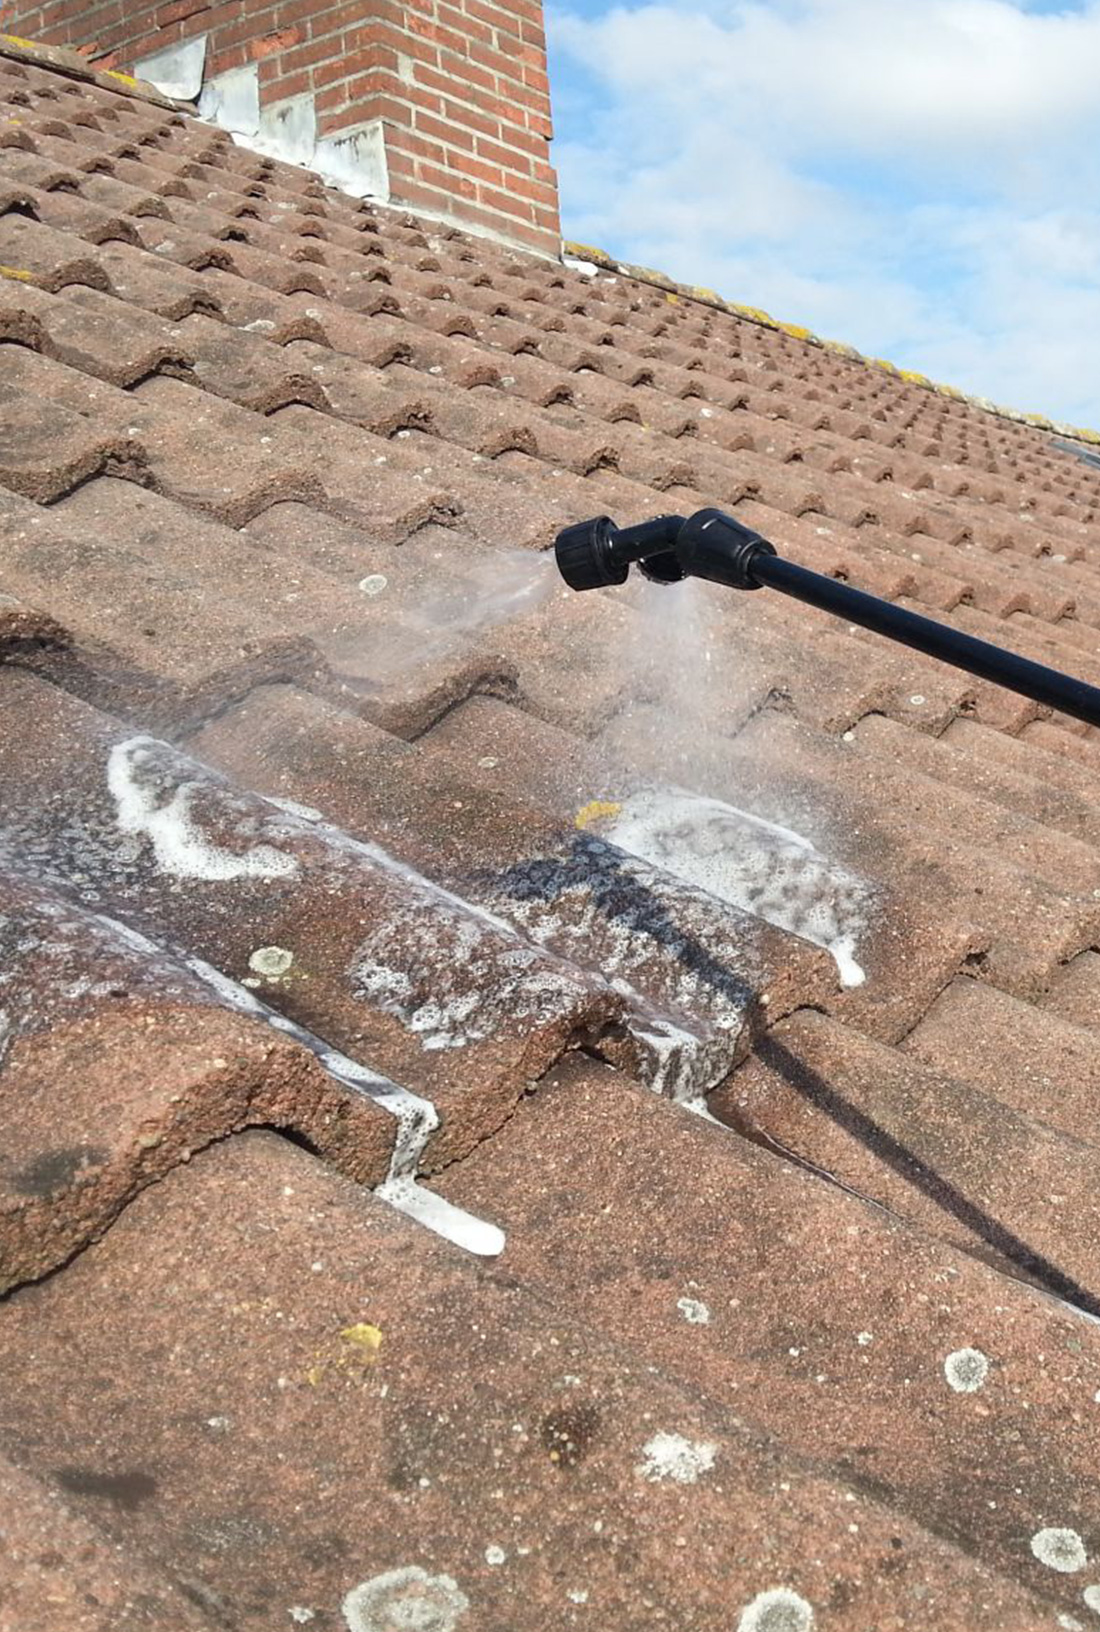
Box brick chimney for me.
[3,0,562,256]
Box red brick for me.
[441,95,499,140]
[418,159,478,201]
[448,147,504,187]
[475,132,533,174]
[156,0,208,24]
[507,168,557,206]
[259,63,310,99]
[414,108,474,150]
[311,52,353,88]
[275,30,338,73]
[439,1,495,44]
[466,0,523,39]
[465,36,524,83]
[387,128,450,168]
[478,181,535,219]
[248,23,303,58]
[209,42,247,74]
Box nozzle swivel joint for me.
[553,508,776,594]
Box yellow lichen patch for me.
[728,302,777,328]
[0,35,38,48]
[304,1322,384,1387]
[340,1322,383,1362]
[575,799,622,831]
[688,286,723,305]
[1074,426,1100,445]
[777,321,815,343]
[1023,410,1054,430]
[933,381,965,400]
[0,266,33,282]
[104,69,138,84]
[665,291,679,303]
[870,357,899,375]
[898,368,932,389]
[562,240,615,269]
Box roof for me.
[4,32,1100,1632]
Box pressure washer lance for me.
[554,507,1100,730]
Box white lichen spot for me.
[359,574,388,595]
[944,1347,989,1394]
[636,1432,716,1485]
[737,1587,815,1632]
[567,1588,589,1604]
[856,1331,873,1346]
[343,1567,469,1632]
[289,1611,315,1626]
[485,1545,506,1567]
[1031,1528,1088,1574]
[1059,1617,1085,1631]
[1082,1583,1100,1613]
[677,1296,711,1325]
[108,737,298,882]
[248,945,294,979]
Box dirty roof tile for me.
[5,47,1100,1626]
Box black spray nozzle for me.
[554,514,686,591]
[553,507,775,594]
[551,504,1100,732]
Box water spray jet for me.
[555,507,1100,729]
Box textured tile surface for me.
[4,39,1100,1629]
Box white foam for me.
[183,956,504,1257]
[606,787,870,988]
[108,737,298,882]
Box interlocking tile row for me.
[0,1128,1066,1630]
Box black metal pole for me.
[752,552,1100,729]
[554,507,1100,731]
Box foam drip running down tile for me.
[0,869,394,1291]
[188,682,838,1102]
[0,669,614,1168]
[0,1131,1061,1630]
[436,1054,1100,1621]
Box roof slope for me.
[3,39,1100,1632]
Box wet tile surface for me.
[3,35,1100,1629]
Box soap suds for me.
[184,955,504,1257]
[604,787,870,987]
[108,737,298,882]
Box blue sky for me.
[546,0,1100,426]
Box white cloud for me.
[550,0,1100,423]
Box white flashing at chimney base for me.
[313,122,389,199]
[134,33,208,102]
[253,92,317,168]
[197,62,261,138]
[135,52,556,257]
